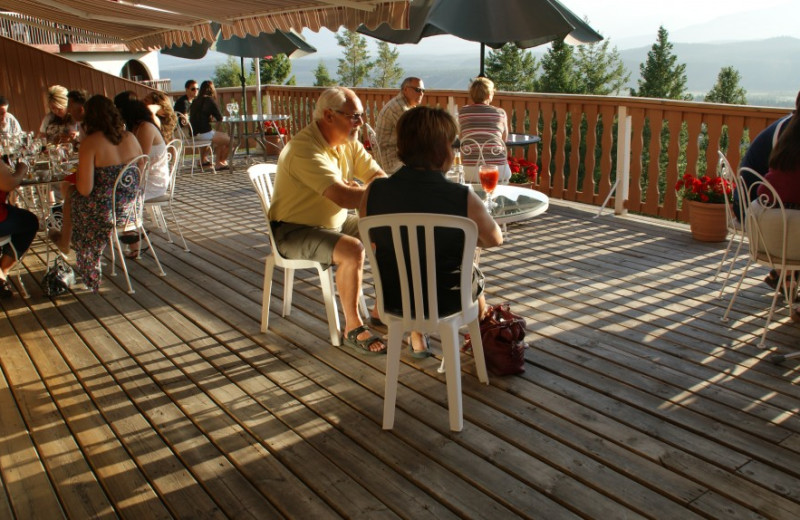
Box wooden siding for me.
[0,35,155,133]
[2,160,800,518]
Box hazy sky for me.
[299,0,800,55]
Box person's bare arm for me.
[0,160,26,192]
[466,189,503,247]
[323,179,368,210]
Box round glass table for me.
[470,184,549,224]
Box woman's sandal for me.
[764,270,780,290]
[125,244,149,259]
[409,333,433,359]
[343,325,386,355]
[791,308,800,324]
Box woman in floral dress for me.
[70,95,143,292]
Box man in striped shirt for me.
[375,77,425,174]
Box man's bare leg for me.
[332,235,385,352]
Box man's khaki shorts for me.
[270,214,360,270]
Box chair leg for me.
[111,233,134,293]
[168,203,190,252]
[713,234,735,283]
[261,256,275,333]
[722,258,753,322]
[282,267,295,317]
[382,325,405,430]
[717,234,746,299]
[141,230,166,277]
[758,287,782,349]
[318,267,341,346]
[466,319,489,385]
[439,324,464,432]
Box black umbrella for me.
[162,24,316,118]
[358,0,602,76]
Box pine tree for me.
[336,29,373,87]
[213,56,255,88]
[371,42,403,88]
[536,40,580,94]
[258,54,291,85]
[313,62,337,87]
[704,66,747,105]
[484,44,537,92]
[631,26,689,100]
[575,39,630,95]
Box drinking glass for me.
[226,102,235,117]
[230,101,240,117]
[479,165,500,210]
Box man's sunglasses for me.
[407,86,425,93]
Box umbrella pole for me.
[240,56,250,155]
[479,43,485,77]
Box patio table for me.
[470,183,549,225]
[505,133,541,148]
[224,114,291,169]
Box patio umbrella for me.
[358,0,602,76]
[163,24,316,119]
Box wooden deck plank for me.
[3,165,800,519]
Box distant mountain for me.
[158,36,800,107]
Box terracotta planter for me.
[686,199,728,242]
[509,182,533,189]
[263,134,284,154]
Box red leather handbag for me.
[462,303,527,376]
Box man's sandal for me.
[343,325,386,355]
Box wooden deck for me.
[2,162,800,519]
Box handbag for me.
[41,255,75,297]
[462,303,527,376]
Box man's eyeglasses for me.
[407,86,425,93]
[189,87,198,91]
[335,110,364,122]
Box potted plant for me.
[263,121,288,153]
[507,157,538,188]
[674,172,733,242]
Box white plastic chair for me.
[144,141,190,252]
[459,131,508,183]
[177,113,214,177]
[722,169,800,347]
[108,154,166,294]
[714,151,747,298]
[248,163,344,346]
[358,213,489,432]
[0,235,26,297]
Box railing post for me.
[614,106,631,216]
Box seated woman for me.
[143,91,178,143]
[458,77,511,183]
[38,85,78,144]
[189,80,230,170]
[358,106,503,356]
[116,99,171,258]
[54,95,144,292]
[0,158,39,298]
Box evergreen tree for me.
[485,44,537,92]
[336,29,373,86]
[258,54,292,85]
[704,66,747,105]
[631,26,689,100]
[536,40,580,94]
[213,56,255,88]
[313,62,337,87]
[575,39,630,95]
[371,42,403,88]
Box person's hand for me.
[68,130,79,141]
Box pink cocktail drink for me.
[479,166,499,194]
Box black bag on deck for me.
[41,255,75,297]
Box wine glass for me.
[230,101,240,118]
[226,102,235,117]
[479,164,500,210]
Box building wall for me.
[62,51,160,80]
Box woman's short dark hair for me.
[396,106,458,170]
[83,95,125,144]
[116,99,156,133]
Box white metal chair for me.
[459,131,508,183]
[108,154,166,294]
[144,141,190,252]
[248,163,344,346]
[714,151,747,298]
[363,123,382,167]
[722,169,800,347]
[0,235,26,297]
[358,213,489,432]
[177,113,214,177]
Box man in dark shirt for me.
[173,79,197,122]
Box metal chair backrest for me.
[111,154,150,233]
[459,131,506,167]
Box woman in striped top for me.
[458,77,511,183]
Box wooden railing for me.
[187,85,789,222]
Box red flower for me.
[675,172,732,204]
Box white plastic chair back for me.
[176,113,214,176]
[109,154,166,293]
[248,163,343,346]
[722,168,800,346]
[358,213,489,431]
